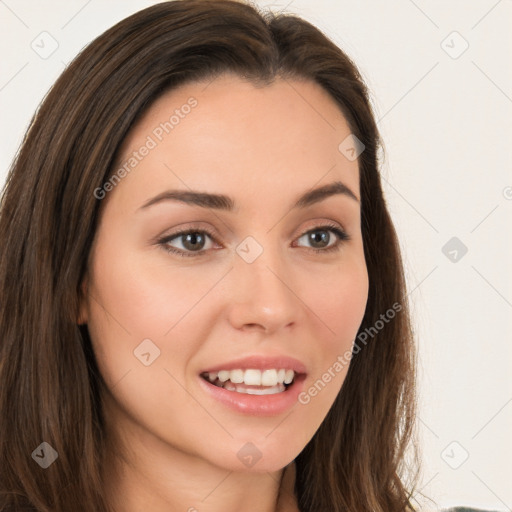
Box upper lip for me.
[200,355,307,375]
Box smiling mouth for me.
[200,368,296,395]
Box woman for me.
[0,1,419,510]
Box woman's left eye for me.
[158,224,349,258]
[294,225,350,253]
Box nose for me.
[226,243,301,334]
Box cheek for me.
[304,255,369,347]
[321,277,367,333]
[297,253,368,403]
[85,238,231,395]
[85,244,232,451]
[88,241,223,340]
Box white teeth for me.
[205,368,296,388]
[244,369,261,386]
[229,369,244,384]
[217,370,230,382]
[284,369,294,385]
[261,369,278,386]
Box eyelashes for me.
[156,222,350,258]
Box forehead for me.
[111,73,360,211]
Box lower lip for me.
[198,374,307,416]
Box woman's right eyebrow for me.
[138,180,359,212]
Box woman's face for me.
[80,73,368,472]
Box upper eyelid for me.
[165,223,344,238]
[165,217,346,237]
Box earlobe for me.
[77,278,88,325]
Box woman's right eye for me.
[158,229,219,257]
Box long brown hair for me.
[0,1,419,510]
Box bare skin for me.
[79,73,368,512]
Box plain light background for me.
[1,0,511,510]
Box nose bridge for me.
[228,234,299,331]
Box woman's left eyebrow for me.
[138,180,359,212]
